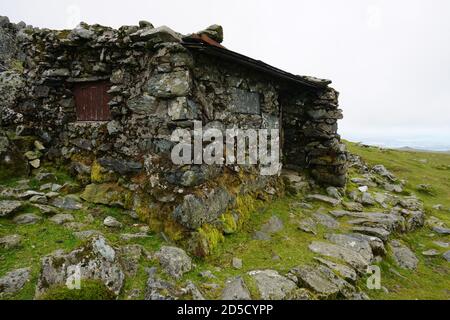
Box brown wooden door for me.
[73,82,111,121]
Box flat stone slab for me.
[390,240,418,270]
[49,213,75,225]
[309,241,370,273]
[221,277,251,300]
[306,194,341,207]
[432,226,450,235]
[0,200,23,217]
[248,270,297,300]
[352,226,391,242]
[0,234,22,249]
[314,258,357,283]
[0,268,30,295]
[325,234,374,263]
[13,213,42,225]
[313,212,340,229]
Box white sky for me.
[2,0,450,148]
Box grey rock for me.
[117,245,149,277]
[17,190,45,199]
[137,25,181,43]
[198,24,224,43]
[29,195,47,204]
[372,164,396,181]
[351,177,377,187]
[432,226,450,235]
[13,213,41,225]
[184,281,205,300]
[49,213,74,225]
[308,241,370,273]
[148,70,190,98]
[313,212,340,229]
[139,20,154,28]
[155,246,192,279]
[0,200,23,217]
[433,241,449,248]
[70,26,95,40]
[326,187,342,200]
[361,192,376,206]
[248,270,297,300]
[314,258,357,283]
[390,240,418,270]
[306,194,341,207]
[73,230,103,240]
[145,267,178,300]
[383,183,403,193]
[399,196,423,211]
[232,258,243,270]
[32,204,59,215]
[345,233,386,256]
[0,268,30,296]
[298,217,318,235]
[290,265,355,299]
[221,276,251,300]
[342,202,364,212]
[0,234,22,249]
[52,196,83,210]
[104,216,123,228]
[422,249,440,257]
[252,231,271,241]
[35,236,124,297]
[261,215,284,234]
[120,233,151,241]
[325,233,374,263]
[98,157,143,176]
[352,226,391,242]
[173,188,234,230]
[43,68,70,77]
[443,251,450,262]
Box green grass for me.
[345,141,450,300]
[1,142,449,300]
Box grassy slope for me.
[345,141,450,299]
[1,143,449,300]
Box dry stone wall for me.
[0,18,347,255]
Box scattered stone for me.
[306,194,341,207]
[298,217,317,235]
[308,241,369,272]
[260,215,284,234]
[343,202,364,212]
[63,222,86,231]
[351,177,377,187]
[325,234,374,262]
[49,213,74,225]
[313,212,340,229]
[433,241,449,248]
[326,187,341,200]
[248,270,297,300]
[199,270,217,279]
[422,249,440,257]
[117,245,150,276]
[361,192,376,206]
[13,213,42,225]
[383,183,403,193]
[232,258,243,270]
[352,226,391,242]
[35,236,124,297]
[52,195,83,210]
[17,190,45,199]
[104,216,123,229]
[145,267,178,300]
[358,186,368,193]
[432,204,444,211]
[289,265,354,299]
[390,240,418,270]
[32,204,59,215]
[154,246,192,279]
[29,159,41,169]
[0,200,23,217]
[372,164,396,181]
[0,234,22,249]
[0,268,30,296]
[432,226,450,235]
[314,258,357,283]
[73,230,103,240]
[443,251,450,262]
[183,281,205,300]
[29,195,47,204]
[120,233,151,241]
[221,276,251,300]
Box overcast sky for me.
[3,0,450,149]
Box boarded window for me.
[73,82,111,121]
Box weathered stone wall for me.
[0,19,347,255]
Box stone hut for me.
[0,18,347,256]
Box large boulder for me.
[248,270,298,300]
[154,246,192,279]
[35,236,125,297]
[0,268,30,296]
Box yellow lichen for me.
[220,212,238,234]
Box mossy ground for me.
[1,143,449,300]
